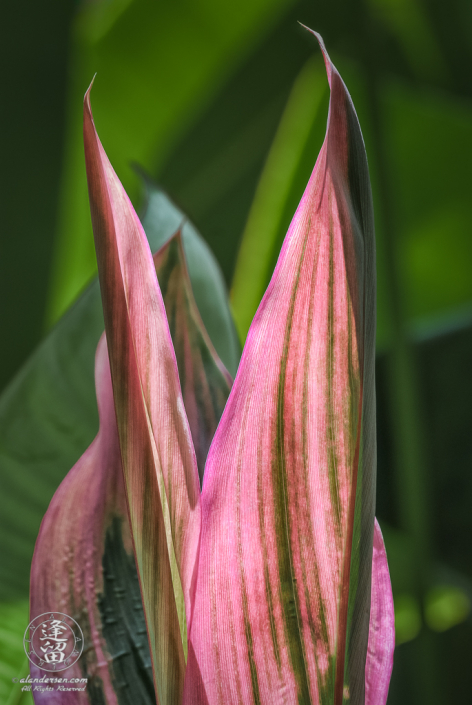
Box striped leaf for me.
[83,87,201,705]
[153,233,231,485]
[141,180,241,379]
[30,335,155,704]
[29,233,231,702]
[0,183,234,604]
[185,31,388,705]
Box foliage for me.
[2,0,472,703]
[29,31,394,705]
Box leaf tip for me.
[297,24,333,84]
[84,74,97,120]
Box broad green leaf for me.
[30,336,153,704]
[84,87,202,704]
[185,32,392,704]
[0,601,33,705]
[0,285,103,601]
[0,189,236,603]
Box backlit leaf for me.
[153,232,231,484]
[365,520,395,705]
[29,230,230,702]
[185,31,384,705]
[84,88,201,705]
[0,185,234,602]
[141,180,240,377]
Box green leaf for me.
[0,601,33,705]
[0,189,238,600]
[46,0,295,326]
[0,285,103,600]
[153,233,232,484]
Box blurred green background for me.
[1,0,472,703]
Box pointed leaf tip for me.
[83,90,202,705]
[29,231,232,702]
[186,32,379,705]
[298,25,333,83]
[140,179,241,377]
[84,75,96,110]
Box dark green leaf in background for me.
[0,189,238,601]
[0,0,77,393]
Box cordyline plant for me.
[30,30,394,705]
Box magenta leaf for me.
[30,336,143,704]
[82,90,202,704]
[153,233,231,485]
[30,28,394,705]
[185,30,385,705]
[365,520,395,705]
[29,230,231,702]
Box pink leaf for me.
[29,233,232,703]
[365,521,395,705]
[30,336,140,704]
[153,232,231,485]
[84,86,201,705]
[185,30,382,705]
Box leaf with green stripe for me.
[0,182,238,604]
[141,180,240,378]
[30,231,231,702]
[185,30,394,705]
[30,335,151,704]
[153,232,231,485]
[83,86,201,705]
